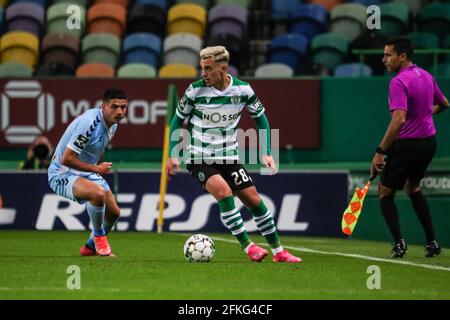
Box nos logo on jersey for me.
[73,134,89,150]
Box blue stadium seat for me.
[334,63,373,77]
[290,4,328,42]
[350,0,382,6]
[271,0,298,20]
[0,7,4,35]
[135,0,168,11]
[123,33,162,68]
[268,33,308,73]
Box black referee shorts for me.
[186,161,254,192]
[381,136,436,190]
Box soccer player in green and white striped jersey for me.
[166,46,301,263]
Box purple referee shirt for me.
[388,64,445,139]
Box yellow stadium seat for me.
[0,32,39,69]
[159,64,198,78]
[168,4,206,37]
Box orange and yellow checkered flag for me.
[341,176,375,236]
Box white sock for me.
[271,246,284,255]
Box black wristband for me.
[376,146,386,154]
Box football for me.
[183,234,215,262]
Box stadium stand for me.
[0,0,447,77]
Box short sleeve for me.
[245,86,265,118]
[432,77,445,106]
[176,84,195,119]
[67,115,98,154]
[388,78,408,112]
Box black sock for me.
[380,196,402,243]
[409,191,436,244]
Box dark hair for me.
[103,88,127,102]
[385,37,413,60]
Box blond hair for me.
[200,46,230,65]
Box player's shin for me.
[251,200,283,254]
[218,196,252,249]
[87,202,106,236]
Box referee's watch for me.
[376,146,386,155]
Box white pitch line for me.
[204,235,450,272]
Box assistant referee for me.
[371,37,449,258]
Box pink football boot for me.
[273,250,302,263]
[246,244,269,262]
[93,235,113,256]
[80,245,97,256]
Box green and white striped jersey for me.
[176,75,265,161]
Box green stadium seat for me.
[81,33,121,67]
[117,63,157,78]
[437,63,450,77]
[330,3,367,43]
[311,33,348,71]
[0,62,33,78]
[47,2,86,38]
[379,3,410,37]
[393,0,421,16]
[418,3,450,42]
[409,32,440,69]
[444,35,450,63]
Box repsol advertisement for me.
[0,79,320,149]
[0,171,347,237]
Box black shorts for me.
[381,136,436,190]
[186,162,255,191]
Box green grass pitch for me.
[0,231,449,300]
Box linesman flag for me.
[341,175,376,236]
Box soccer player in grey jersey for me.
[48,88,127,256]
